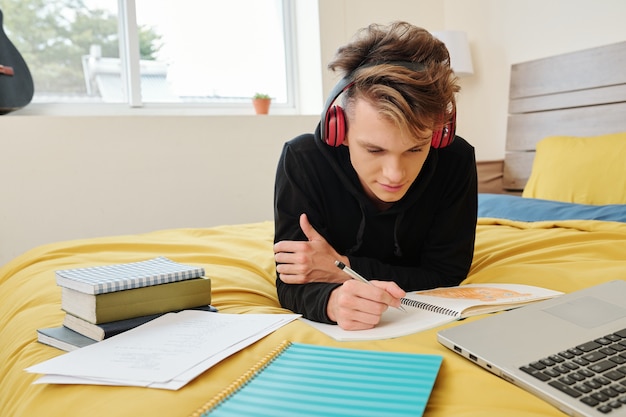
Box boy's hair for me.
[327,21,459,144]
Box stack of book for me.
[37,256,214,351]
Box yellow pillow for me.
[522,132,626,205]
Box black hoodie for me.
[274,124,477,323]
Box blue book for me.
[36,326,96,352]
[191,341,442,417]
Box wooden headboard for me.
[503,41,626,192]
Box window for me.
[0,0,297,110]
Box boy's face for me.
[343,98,432,208]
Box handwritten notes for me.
[26,310,299,390]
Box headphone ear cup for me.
[431,128,443,149]
[324,105,347,147]
[431,111,456,149]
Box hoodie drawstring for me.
[393,212,405,257]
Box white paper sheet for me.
[27,311,299,390]
[300,306,454,341]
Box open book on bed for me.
[303,283,563,341]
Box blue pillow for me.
[478,194,626,223]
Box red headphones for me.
[320,61,456,149]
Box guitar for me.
[0,9,34,114]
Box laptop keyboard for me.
[520,328,626,414]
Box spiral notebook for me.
[190,341,443,417]
[302,283,563,341]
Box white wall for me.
[2,0,626,266]
[0,115,317,265]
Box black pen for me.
[335,260,407,312]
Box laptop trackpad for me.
[544,296,626,328]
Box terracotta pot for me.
[252,98,271,115]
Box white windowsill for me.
[9,102,318,117]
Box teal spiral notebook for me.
[190,341,443,417]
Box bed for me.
[2,41,626,417]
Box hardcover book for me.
[61,276,212,323]
[55,256,205,295]
[37,326,97,352]
[63,304,218,341]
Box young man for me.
[273,21,477,330]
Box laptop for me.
[437,280,626,417]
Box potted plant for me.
[252,93,272,115]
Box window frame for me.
[19,0,302,116]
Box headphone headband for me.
[321,61,425,139]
